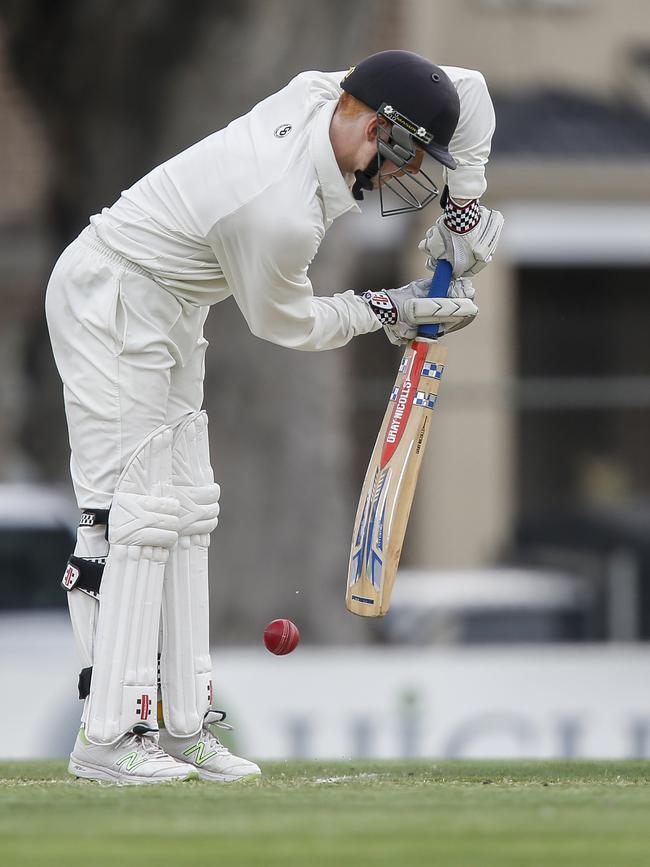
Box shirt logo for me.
[274,124,292,138]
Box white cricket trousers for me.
[46,226,209,509]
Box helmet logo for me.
[378,103,433,145]
[274,124,292,138]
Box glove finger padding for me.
[404,297,478,324]
[447,275,475,300]
[406,297,478,336]
[419,229,445,265]
[471,208,504,265]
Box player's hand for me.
[362,277,478,345]
[419,192,504,277]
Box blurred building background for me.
[1,0,650,759]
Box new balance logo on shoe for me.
[183,742,219,766]
[115,751,148,772]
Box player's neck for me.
[329,109,374,176]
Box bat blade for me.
[345,337,447,616]
[346,259,452,617]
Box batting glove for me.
[362,277,478,345]
[419,188,504,277]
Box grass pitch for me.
[1,760,650,866]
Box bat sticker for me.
[348,466,392,590]
[422,361,444,379]
[380,341,429,467]
[413,391,436,410]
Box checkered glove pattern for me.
[443,196,481,235]
[361,291,398,326]
[418,189,504,277]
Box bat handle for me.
[416,259,453,340]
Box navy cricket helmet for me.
[341,50,461,215]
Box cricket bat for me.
[345,259,452,616]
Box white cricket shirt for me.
[91,66,495,351]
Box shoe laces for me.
[202,709,234,756]
[125,724,170,760]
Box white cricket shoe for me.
[159,710,261,781]
[69,722,196,784]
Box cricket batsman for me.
[46,50,503,783]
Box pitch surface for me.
[1,760,649,866]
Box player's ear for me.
[365,114,378,143]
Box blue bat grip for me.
[416,259,453,339]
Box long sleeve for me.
[440,66,496,200]
[208,183,380,352]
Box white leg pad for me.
[84,426,180,745]
[160,411,220,736]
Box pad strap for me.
[61,510,110,596]
[79,509,110,540]
[78,666,92,699]
[61,556,105,596]
[79,508,110,528]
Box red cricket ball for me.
[263,619,300,655]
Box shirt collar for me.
[309,97,361,225]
